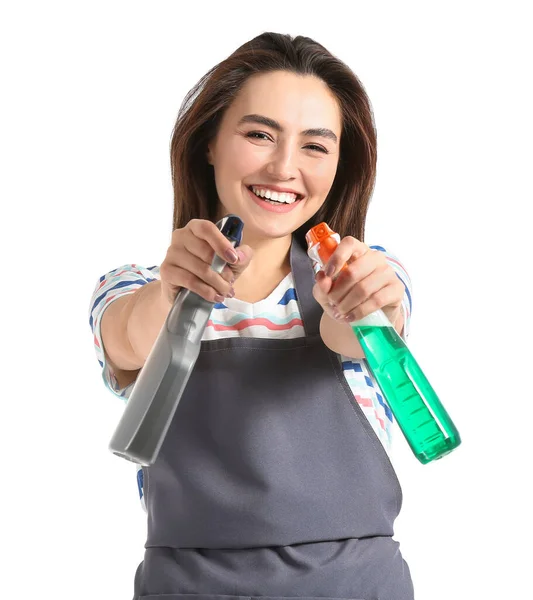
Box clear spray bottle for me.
[306,222,461,464]
[108,214,244,466]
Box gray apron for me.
[133,236,414,600]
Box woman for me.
[91,31,415,599]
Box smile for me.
[247,185,304,204]
[245,185,304,213]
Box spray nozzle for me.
[305,222,341,269]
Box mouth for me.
[245,185,305,214]
[246,185,305,205]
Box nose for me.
[265,141,298,180]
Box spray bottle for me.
[306,222,461,464]
[108,214,244,466]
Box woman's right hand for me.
[159,219,253,305]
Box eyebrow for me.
[237,113,338,144]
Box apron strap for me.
[290,235,322,337]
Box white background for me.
[2,1,532,598]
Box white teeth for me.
[250,186,299,204]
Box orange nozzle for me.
[305,222,339,265]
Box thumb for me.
[229,244,253,277]
[315,269,333,295]
[312,269,334,309]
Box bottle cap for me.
[305,222,339,265]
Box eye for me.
[246,131,272,141]
[305,144,329,154]
[245,132,329,154]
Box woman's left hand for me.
[312,236,405,326]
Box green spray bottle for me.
[306,222,461,464]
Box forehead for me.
[226,71,342,133]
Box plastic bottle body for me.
[352,309,461,463]
[304,222,461,464]
[108,214,244,465]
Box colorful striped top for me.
[88,245,413,512]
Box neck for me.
[233,233,293,302]
[242,231,292,277]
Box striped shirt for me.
[88,245,413,511]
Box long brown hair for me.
[170,32,377,246]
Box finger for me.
[168,250,235,298]
[181,231,225,266]
[228,243,253,277]
[334,269,392,315]
[180,232,241,284]
[313,270,333,302]
[343,285,402,323]
[220,265,237,284]
[326,258,383,307]
[165,265,231,303]
[188,219,243,265]
[324,236,370,279]
[312,271,338,316]
[339,280,403,322]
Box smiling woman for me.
[169,35,377,253]
[206,70,342,241]
[89,31,415,600]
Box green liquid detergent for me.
[305,222,462,464]
[352,318,461,464]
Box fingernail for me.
[325,263,335,278]
[225,248,238,263]
[343,312,355,322]
[236,249,245,261]
[226,287,235,298]
[214,293,224,303]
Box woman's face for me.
[208,70,342,242]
